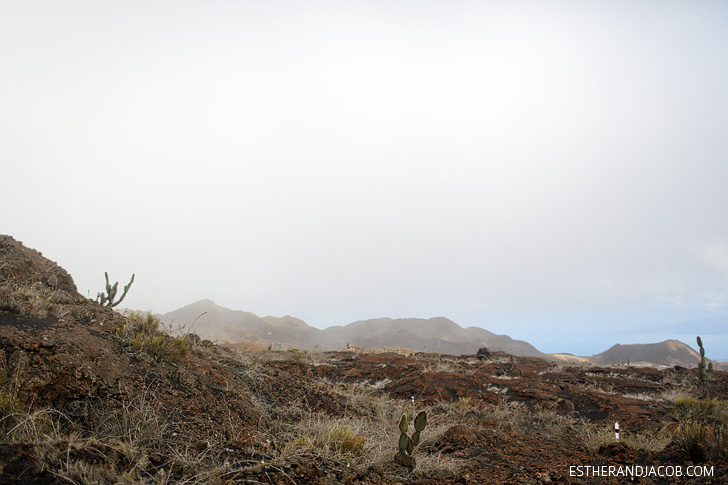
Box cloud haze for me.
[2,1,727,356]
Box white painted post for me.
[614,422,620,442]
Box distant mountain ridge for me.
[159,299,544,357]
[160,299,720,367]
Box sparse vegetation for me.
[0,281,71,319]
[116,311,189,362]
[1,330,724,483]
[0,368,23,436]
[328,424,368,454]
[672,397,728,462]
[4,237,728,483]
[90,388,170,447]
[280,415,368,457]
[577,420,673,453]
[1,338,725,484]
[673,397,728,424]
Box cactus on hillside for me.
[96,272,135,308]
[394,411,427,469]
[696,336,714,398]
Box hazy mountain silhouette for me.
[160,299,318,348]
[159,300,544,356]
[160,300,719,366]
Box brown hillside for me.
[0,236,261,481]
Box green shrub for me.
[672,397,728,461]
[673,397,728,425]
[117,311,189,362]
[676,422,728,462]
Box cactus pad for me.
[394,411,427,469]
[398,414,408,434]
[414,411,427,432]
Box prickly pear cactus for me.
[394,411,427,469]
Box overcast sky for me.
[2,1,727,357]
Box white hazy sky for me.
[2,1,727,357]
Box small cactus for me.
[96,272,135,308]
[696,336,713,398]
[394,411,427,469]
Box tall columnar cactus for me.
[696,336,713,397]
[394,411,427,469]
[96,272,135,308]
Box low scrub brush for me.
[117,311,188,362]
[672,397,728,462]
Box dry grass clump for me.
[0,281,72,320]
[423,357,476,375]
[435,395,674,454]
[0,386,236,484]
[116,311,189,362]
[577,422,673,453]
[279,415,368,457]
[537,360,597,376]
[215,348,269,384]
[434,397,575,440]
[0,360,28,438]
[0,383,22,433]
[1,352,180,482]
[619,389,696,403]
[88,389,170,448]
[657,387,693,403]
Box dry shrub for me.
[0,385,22,437]
[279,414,369,459]
[577,422,672,453]
[435,397,574,440]
[0,281,71,320]
[0,359,27,438]
[88,389,169,448]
